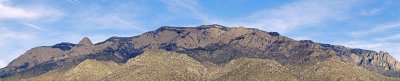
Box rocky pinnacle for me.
[78,37,94,46]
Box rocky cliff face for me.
[1,24,400,79]
[322,44,400,74]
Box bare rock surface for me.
[78,37,94,46]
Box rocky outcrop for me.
[77,37,93,46]
[1,24,400,79]
[321,44,400,73]
[67,37,99,57]
[0,37,131,77]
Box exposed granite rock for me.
[77,37,93,46]
[0,37,139,77]
[6,47,64,68]
[321,44,400,73]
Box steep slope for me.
[301,59,394,81]
[62,59,119,81]
[103,50,207,81]
[1,24,400,79]
[211,58,297,81]
[0,37,141,78]
[78,37,94,46]
[9,60,119,81]
[6,50,206,81]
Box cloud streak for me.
[0,0,63,21]
[375,34,400,42]
[0,27,38,68]
[161,0,361,33]
[351,22,400,36]
[339,40,400,60]
[0,2,41,20]
[67,0,80,4]
[23,23,47,31]
[161,0,217,24]
[64,1,148,32]
[0,0,63,68]
[110,15,148,32]
[344,22,400,60]
[360,8,382,16]
[246,0,360,33]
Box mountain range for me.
[1,24,400,81]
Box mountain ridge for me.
[1,24,400,80]
[2,50,398,81]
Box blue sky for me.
[0,0,399,68]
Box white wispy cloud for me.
[0,1,148,68]
[0,29,37,48]
[0,0,8,3]
[351,22,400,36]
[374,33,400,42]
[67,0,80,4]
[66,1,147,32]
[71,14,147,31]
[22,23,47,31]
[0,27,38,68]
[340,41,387,50]
[338,22,400,60]
[0,0,63,21]
[339,40,400,60]
[246,0,360,33]
[161,0,216,24]
[360,8,382,16]
[0,0,64,68]
[0,27,37,45]
[161,0,361,33]
[0,1,41,20]
[109,15,148,32]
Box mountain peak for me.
[78,37,93,46]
